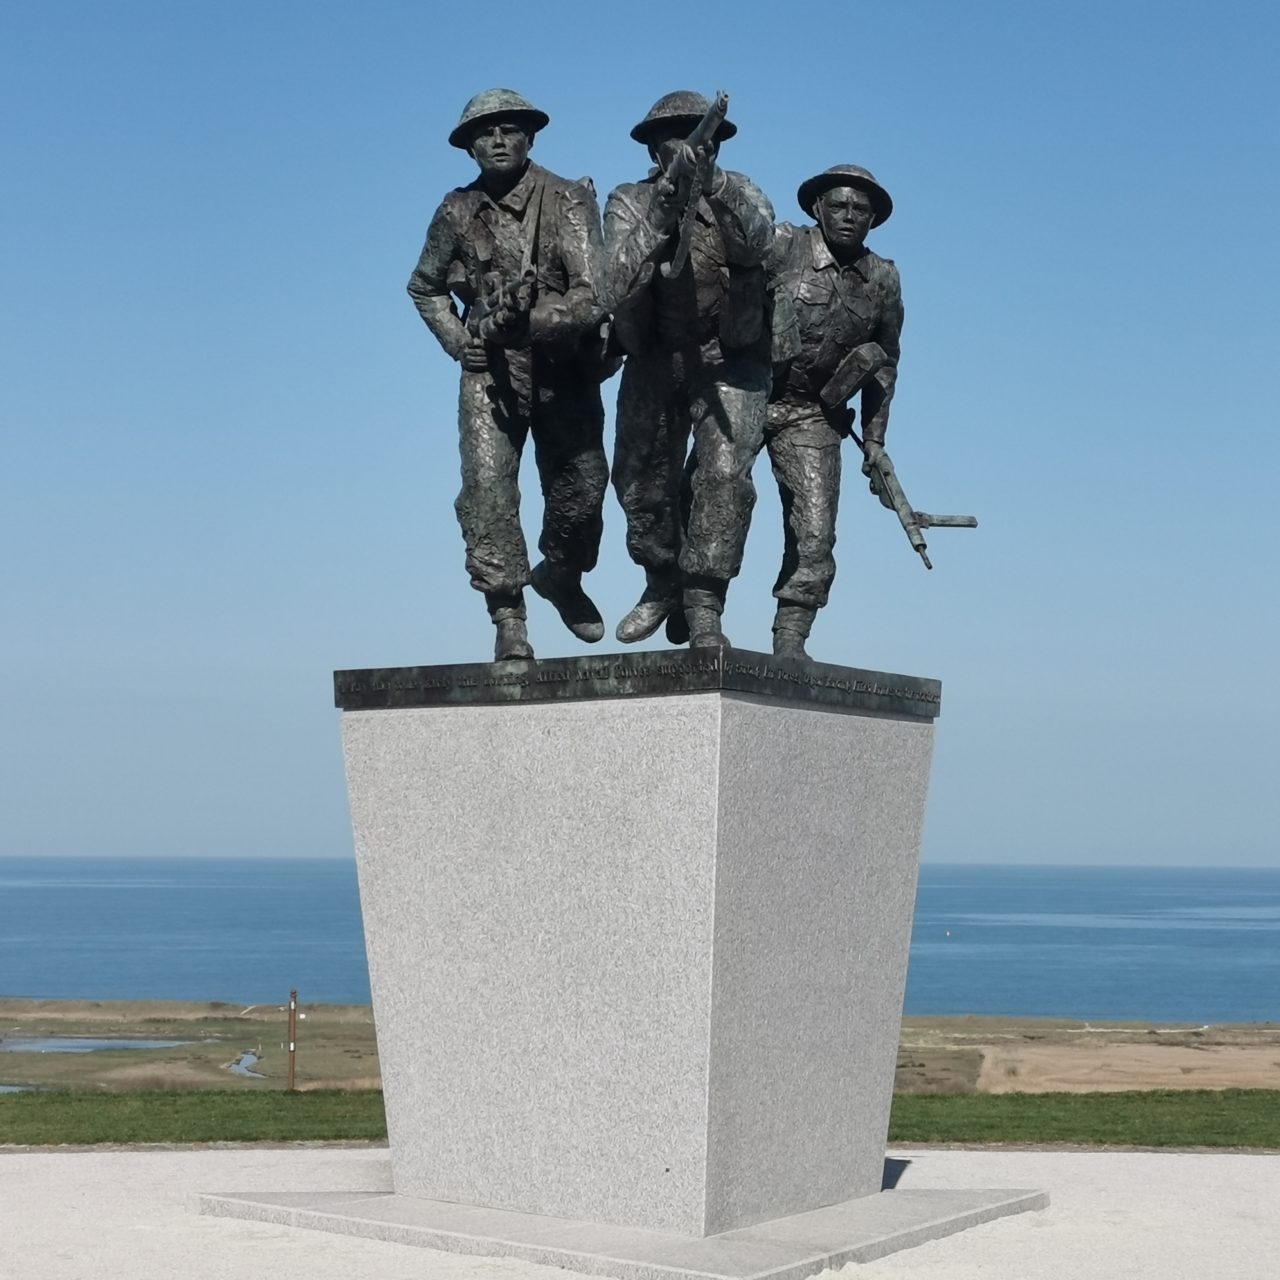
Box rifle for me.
[850,429,977,570]
[467,178,545,344]
[659,91,729,279]
[816,341,977,568]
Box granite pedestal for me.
[202,647,1046,1274]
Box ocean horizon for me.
[2,857,1278,1024]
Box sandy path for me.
[978,1043,1280,1093]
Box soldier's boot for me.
[487,591,534,662]
[664,606,690,646]
[531,559,604,643]
[683,579,730,649]
[772,604,817,660]
[615,570,679,644]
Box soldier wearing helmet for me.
[601,91,775,650]
[762,165,904,659]
[407,89,609,661]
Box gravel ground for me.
[0,1144,1275,1279]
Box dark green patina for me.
[334,647,940,722]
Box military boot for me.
[664,606,690,646]
[683,579,730,649]
[615,570,679,644]
[772,604,817,660]
[530,560,604,643]
[487,591,534,662]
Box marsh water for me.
[0,1037,193,1053]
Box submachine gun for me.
[466,180,545,344]
[659,90,729,279]
[820,341,978,570]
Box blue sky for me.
[2,1,1276,865]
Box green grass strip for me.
[4,1088,1279,1149]
[889,1089,1280,1148]
[0,1089,387,1146]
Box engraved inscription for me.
[609,658,717,681]
[723,659,940,705]
[335,651,940,718]
[483,671,529,687]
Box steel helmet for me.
[448,88,550,149]
[629,90,737,145]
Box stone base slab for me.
[200,1185,1047,1280]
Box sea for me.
[1,857,1278,1024]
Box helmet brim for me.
[449,108,550,150]
[629,116,737,146]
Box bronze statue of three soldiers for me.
[409,89,972,662]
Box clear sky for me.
[2,1,1277,866]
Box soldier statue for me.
[764,165,904,658]
[407,89,609,661]
[602,91,775,649]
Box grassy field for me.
[3,1086,1279,1149]
[0,1088,386,1145]
[889,1088,1280,1148]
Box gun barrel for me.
[914,513,979,529]
[660,92,728,280]
[690,91,729,148]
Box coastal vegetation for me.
[6,1001,1277,1095]
[0,998,380,1092]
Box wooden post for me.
[287,989,298,1090]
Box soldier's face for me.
[816,187,874,251]
[468,120,532,177]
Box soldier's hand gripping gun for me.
[466,182,545,346]
[820,341,978,570]
[468,269,536,345]
[659,91,729,279]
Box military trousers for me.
[454,363,607,600]
[764,402,844,610]
[612,349,770,586]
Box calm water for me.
[0,857,370,1006]
[908,864,1280,1023]
[1,858,1278,1022]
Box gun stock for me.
[819,341,887,407]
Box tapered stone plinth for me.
[338,647,937,1237]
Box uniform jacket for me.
[407,162,605,365]
[601,168,774,359]
[768,223,903,440]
